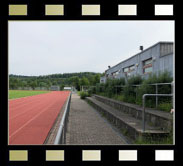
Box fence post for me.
[156,84,158,108]
[136,86,137,101]
[171,81,174,108]
[142,95,146,132]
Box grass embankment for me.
[9,90,50,99]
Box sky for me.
[9,21,174,76]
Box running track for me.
[9,91,70,145]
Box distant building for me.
[64,87,72,91]
[101,42,174,83]
[100,76,107,84]
[50,86,60,91]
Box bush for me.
[113,94,125,102]
[127,75,143,85]
[80,91,90,99]
[136,72,173,107]
[157,102,172,112]
[96,78,126,98]
[93,71,173,111]
[87,89,93,96]
[96,83,105,94]
[90,86,96,94]
[123,75,143,104]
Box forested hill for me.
[9,72,100,79]
[9,72,103,90]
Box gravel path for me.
[66,93,127,145]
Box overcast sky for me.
[9,21,174,76]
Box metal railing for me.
[142,94,173,132]
[114,82,173,108]
[54,92,72,144]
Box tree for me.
[80,77,89,86]
[9,72,102,90]
[30,81,37,90]
[94,74,100,84]
[70,76,80,90]
[60,84,65,90]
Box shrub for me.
[136,72,173,107]
[123,75,143,104]
[96,83,105,94]
[97,78,126,98]
[87,89,92,96]
[127,75,143,85]
[94,71,173,111]
[157,102,172,112]
[90,86,96,94]
[80,91,90,99]
[113,94,125,102]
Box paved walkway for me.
[66,93,126,145]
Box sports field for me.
[9,90,50,99]
[9,91,70,145]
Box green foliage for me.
[157,102,172,112]
[135,136,173,144]
[136,72,173,107]
[9,72,102,91]
[29,80,37,90]
[60,84,65,90]
[80,77,90,86]
[135,128,173,144]
[93,72,173,111]
[95,78,126,98]
[122,75,143,103]
[127,75,143,85]
[79,91,91,99]
[70,76,80,90]
[9,90,50,99]
[113,94,125,102]
[87,89,93,96]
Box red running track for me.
[9,91,70,145]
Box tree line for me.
[9,72,102,90]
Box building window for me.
[129,65,135,72]
[143,58,152,74]
[112,71,119,78]
[123,65,135,74]
[124,67,129,73]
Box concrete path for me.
[66,93,127,145]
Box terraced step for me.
[93,95,173,131]
[87,97,169,142]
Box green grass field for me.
[9,90,50,99]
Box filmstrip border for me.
[8,4,174,17]
[8,149,175,162]
[0,1,178,166]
